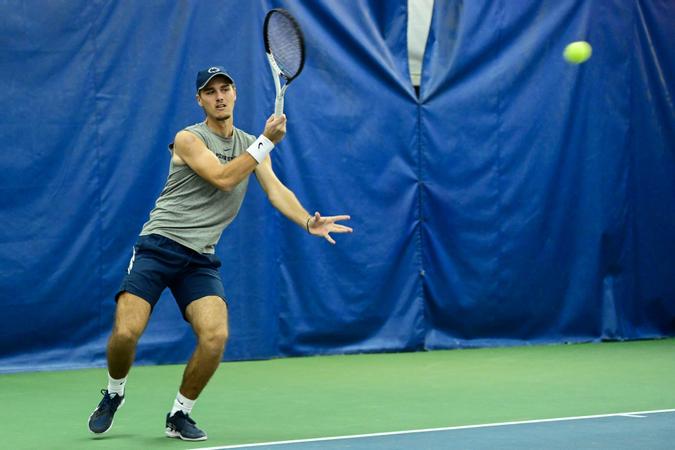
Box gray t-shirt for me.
[140,122,255,254]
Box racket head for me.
[263,8,305,82]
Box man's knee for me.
[112,292,151,344]
[111,322,144,346]
[198,324,229,354]
[187,296,229,352]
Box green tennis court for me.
[2,339,673,449]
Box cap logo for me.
[208,67,220,73]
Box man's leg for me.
[165,295,228,441]
[89,293,151,434]
[107,292,152,378]
[182,295,229,399]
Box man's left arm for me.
[254,157,352,244]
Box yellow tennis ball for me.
[563,41,592,64]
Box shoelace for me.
[98,389,120,409]
[176,412,196,425]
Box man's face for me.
[197,77,236,121]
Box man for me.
[88,66,352,441]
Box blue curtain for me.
[1,0,673,373]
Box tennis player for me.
[87,66,352,441]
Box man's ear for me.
[196,93,202,107]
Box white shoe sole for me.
[165,428,208,441]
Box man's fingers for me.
[308,213,351,244]
[331,224,353,233]
[267,114,286,129]
[326,215,351,223]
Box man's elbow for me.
[266,189,285,207]
[217,179,236,192]
[217,172,247,192]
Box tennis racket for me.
[263,8,306,116]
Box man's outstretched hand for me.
[307,212,352,244]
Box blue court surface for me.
[192,409,675,450]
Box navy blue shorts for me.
[116,234,226,320]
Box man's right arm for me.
[173,115,286,192]
[173,131,258,191]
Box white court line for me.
[620,414,646,418]
[191,408,675,450]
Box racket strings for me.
[266,14,303,79]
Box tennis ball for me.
[563,41,592,64]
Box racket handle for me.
[274,95,284,117]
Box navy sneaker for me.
[88,389,125,434]
[165,411,207,441]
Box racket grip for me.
[274,95,284,117]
